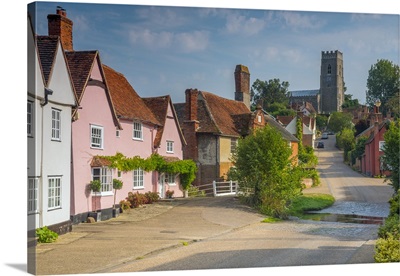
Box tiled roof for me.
[90,156,112,167]
[102,65,161,126]
[65,51,98,101]
[142,95,171,148]
[265,114,299,142]
[200,91,250,136]
[36,35,59,85]
[290,89,319,97]
[276,115,295,126]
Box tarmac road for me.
[33,134,396,275]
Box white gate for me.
[212,180,237,197]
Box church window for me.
[327,64,331,74]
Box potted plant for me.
[165,189,174,199]
[89,179,102,221]
[112,178,123,217]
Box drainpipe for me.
[41,87,53,107]
[39,87,52,227]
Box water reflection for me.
[300,212,385,225]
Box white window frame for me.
[166,141,174,153]
[92,167,113,195]
[28,177,38,214]
[133,168,144,189]
[133,121,143,140]
[379,141,385,152]
[48,176,61,210]
[231,138,238,155]
[51,108,61,141]
[27,101,33,137]
[165,173,176,186]
[91,124,104,149]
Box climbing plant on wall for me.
[98,153,197,190]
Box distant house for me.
[359,119,392,177]
[28,14,77,234]
[143,95,187,198]
[276,113,317,149]
[174,65,299,186]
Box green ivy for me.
[98,153,197,190]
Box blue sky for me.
[29,1,399,106]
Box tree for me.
[342,94,360,109]
[228,125,303,218]
[386,91,400,118]
[354,119,369,136]
[316,114,328,131]
[251,78,290,110]
[382,120,400,192]
[352,136,368,163]
[327,112,353,133]
[336,128,355,162]
[366,59,400,115]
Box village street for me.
[34,135,394,275]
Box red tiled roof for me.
[36,35,59,85]
[200,91,250,136]
[142,96,170,148]
[102,65,160,126]
[65,51,98,101]
[90,156,112,167]
[276,115,295,126]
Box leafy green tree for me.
[382,120,400,191]
[327,112,353,133]
[352,136,368,162]
[266,102,296,117]
[229,125,303,218]
[342,94,360,109]
[354,119,369,136]
[316,114,328,131]
[387,92,400,118]
[366,59,400,115]
[251,78,290,110]
[336,128,355,162]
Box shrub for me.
[165,190,174,199]
[36,226,58,243]
[126,191,147,208]
[119,199,131,211]
[374,233,400,263]
[145,191,160,203]
[187,185,206,197]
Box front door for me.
[158,173,165,198]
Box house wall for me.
[197,134,218,185]
[155,103,184,198]
[28,31,75,233]
[219,136,233,180]
[71,58,120,220]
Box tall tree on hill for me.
[366,59,400,115]
[251,78,290,111]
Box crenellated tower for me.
[320,50,344,113]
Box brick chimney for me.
[234,64,250,110]
[182,89,199,162]
[47,7,73,51]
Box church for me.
[289,50,345,114]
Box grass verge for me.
[288,193,335,217]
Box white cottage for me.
[27,14,77,235]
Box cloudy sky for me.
[29,1,399,105]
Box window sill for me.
[133,138,143,142]
[92,192,113,197]
[133,187,144,190]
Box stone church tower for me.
[320,50,344,113]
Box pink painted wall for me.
[71,58,120,216]
[154,102,184,198]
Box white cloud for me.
[176,31,209,52]
[278,11,324,30]
[225,13,266,35]
[129,28,209,52]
